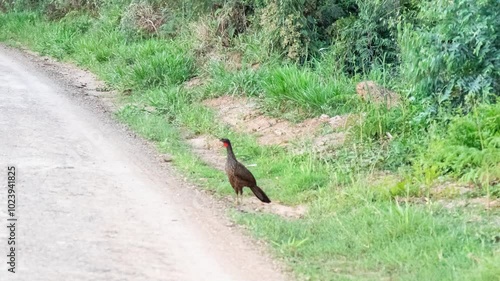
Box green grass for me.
[262,65,359,118]
[202,61,267,98]
[1,8,498,281]
[419,103,500,185]
[234,193,500,280]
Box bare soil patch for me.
[203,95,352,149]
[184,76,204,89]
[235,197,307,219]
[187,134,226,171]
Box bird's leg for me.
[235,193,243,211]
[234,192,239,206]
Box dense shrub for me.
[215,1,250,47]
[0,0,43,11]
[400,0,499,110]
[259,0,358,61]
[419,103,500,185]
[330,0,402,74]
[44,0,102,19]
[256,0,421,73]
[154,0,219,20]
[259,0,307,60]
[120,0,167,39]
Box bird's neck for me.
[225,145,237,161]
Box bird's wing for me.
[234,162,257,185]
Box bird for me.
[220,138,271,205]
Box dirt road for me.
[0,45,286,281]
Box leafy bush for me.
[419,103,500,185]
[119,0,169,39]
[258,0,358,61]
[0,0,43,11]
[153,0,219,20]
[256,0,416,72]
[215,1,250,47]
[44,0,102,19]
[330,0,402,74]
[259,0,306,61]
[399,0,499,110]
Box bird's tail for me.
[250,186,271,203]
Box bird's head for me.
[219,138,231,148]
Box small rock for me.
[184,77,203,88]
[187,137,207,149]
[122,89,132,96]
[356,80,400,108]
[329,116,341,125]
[144,106,157,113]
[161,154,173,162]
[487,199,499,209]
[96,87,110,92]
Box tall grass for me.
[202,61,267,98]
[262,65,358,118]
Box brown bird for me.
[220,138,271,204]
